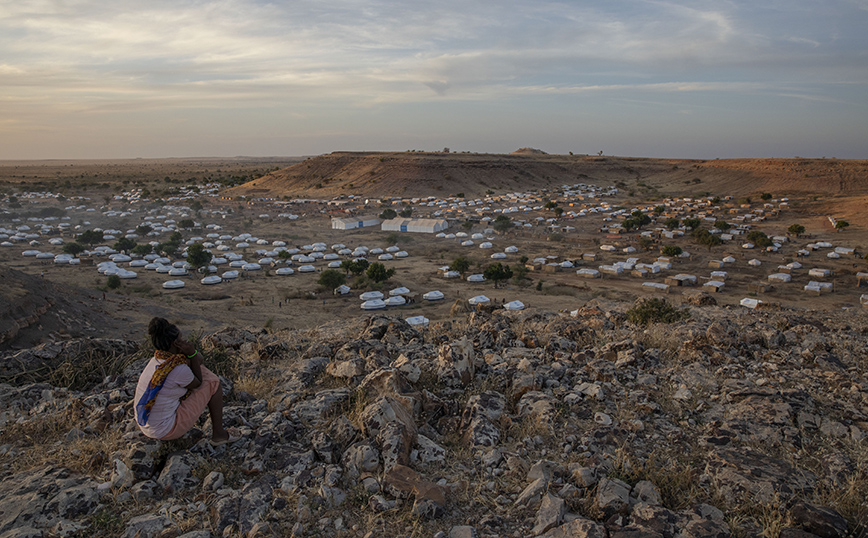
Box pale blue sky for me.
[1,0,866,159]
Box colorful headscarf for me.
[135,350,189,426]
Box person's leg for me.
[200,367,228,442]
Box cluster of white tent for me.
[356,286,446,311]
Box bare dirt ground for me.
[2,154,867,350]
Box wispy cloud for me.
[0,0,866,157]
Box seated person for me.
[134,317,237,445]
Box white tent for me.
[503,300,525,311]
[361,299,386,310]
[468,295,490,305]
[163,280,185,289]
[466,274,486,282]
[423,290,444,301]
[360,291,384,300]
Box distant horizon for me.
[1,150,865,163]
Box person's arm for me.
[176,339,203,390]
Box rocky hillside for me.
[0,299,866,537]
[0,267,122,351]
[222,151,868,201]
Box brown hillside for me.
[223,152,868,201]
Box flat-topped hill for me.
[222,151,868,200]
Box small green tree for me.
[113,237,137,253]
[278,250,292,262]
[483,263,513,289]
[318,269,346,290]
[344,259,369,276]
[366,262,395,283]
[106,274,121,289]
[553,207,564,217]
[787,224,805,236]
[186,243,213,270]
[745,230,773,248]
[760,192,772,200]
[178,218,195,229]
[654,206,665,214]
[63,242,86,256]
[713,220,731,231]
[664,218,680,230]
[493,215,513,233]
[682,218,702,231]
[77,229,104,245]
[135,224,153,235]
[693,229,722,249]
[661,245,683,257]
[544,201,557,210]
[835,220,849,231]
[461,221,473,231]
[398,207,412,218]
[450,256,471,275]
[626,298,689,326]
[190,201,203,212]
[132,244,153,256]
[379,208,397,220]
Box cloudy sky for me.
[1,0,866,159]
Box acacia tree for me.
[483,263,513,289]
[63,242,86,256]
[318,269,346,290]
[450,256,471,275]
[186,243,213,270]
[113,237,137,253]
[493,215,513,233]
[788,224,805,236]
[366,262,395,283]
[77,229,104,245]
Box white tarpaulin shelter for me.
[332,217,381,230]
[503,300,525,311]
[468,295,490,305]
[381,218,448,233]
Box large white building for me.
[381,218,449,233]
[331,216,381,230]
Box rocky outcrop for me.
[0,306,864,537]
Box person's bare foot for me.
[210,427,240,446]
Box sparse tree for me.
[493,215,513,233]
[665,218,680,230]
[835,220,849,231]
[450,256,471,275]
[682,218,702,231]
[788,224,805,236]
[761,192,773,201]
[186,243,212,270]
[483,263,513,289]
[713,220,731,231]
[132,244,153,256]
[661,245,682,257]
[746,230,773,248]
[106,274,121,289]
[77,229,104,245]
[318,269,346,290]
[135,224,153,235]
[379,208,397,220]
[113,237,137,253]
[366,262,395,283]
[63,242,86,256]
[178,218,195,229]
